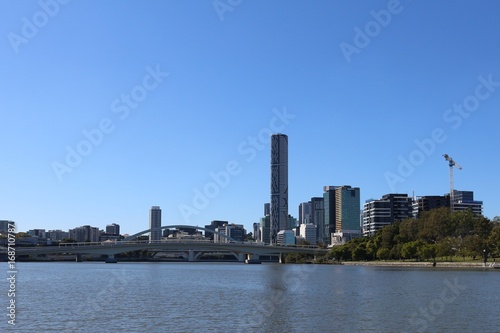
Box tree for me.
[488,224,500,257]
[418,244,436,261]
[401,241,420,260]
[377,247,391,260]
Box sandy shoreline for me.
[341,261,498,269]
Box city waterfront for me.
[3,262,499,332]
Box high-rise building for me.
[149,206,162,242]
[260,215,271,244]
[363,193,413,236]
[264,203,271,216]
[270,133,288,244]
[449,190,483,216]
[299,223,317,245]
[106,223,120,235]
[310,197,324,243]
[298,202,311,225]
[69,225,101,242]
[412,195,449,218]
[214,223,246,243]
[323,186,338,244]
[335,186,361,232]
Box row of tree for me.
[329,208,500,262]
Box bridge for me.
[3,225,328,263]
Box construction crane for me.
[442,154,462,212]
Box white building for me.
[299,223,317,245]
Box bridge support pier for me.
[245,254,261,264]
[188,250,195,262]
[278,253,285,264]
[75,254,83,262]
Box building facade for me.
[270,133,288,244]
[335,186,361,232]
[106,223,120,235]
[363,193,413,236]
[149,206,162,242]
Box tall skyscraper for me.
[149,206,162,242]
[270,133,288,244]
[323,186,338,244]
[335,186,361,232]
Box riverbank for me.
[341,260,498,269]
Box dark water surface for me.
[2,262,499,332]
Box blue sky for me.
[1,0,499,235]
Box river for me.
[2,262,499,332]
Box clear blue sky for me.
[1,0,499,235]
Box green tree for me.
[418,243,436,261]
[376,247,391,260]
[488,224,500,257]
[401,241,420,260]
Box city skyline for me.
[1,1,500,235]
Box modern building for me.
[335,186,361,232]
[0,220,14,234]
[323,186,338,244]
[106,223,120,235]
[253,222,260,242]
[46,229,69,241]
[412,195,450,218]
[69,225,101,242]
[298,202,311,225]
[310,197,324,243]
[264,203,271,216]
[449,190,483,216]
[260,215,271,244]
[270,133,288,244]
[363,193,413,236]
[205,220,228,240]
[299,223,317,245]
[149,206,162,242]
[214,223,246,243]
[277,230,295,245]
[331,230,362,246]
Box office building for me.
[323,186,338,244]
[270,133,288,244]
[69,225,101,242]
[0,220,14,234]
[299,223,317,245]
[260,215,271,244]
[277,230,295,245]
[363,193,413,236]
[412,195,450,218]
[310,197,324,243]
[46,229,69,241]
[335,186,361,232]
[106,223,120,235]
[214,223,246,243]
[205,220,228,240]
[449,190,483,216]
[298,202,311,225]
[149,206,162,242]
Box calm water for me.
[2,262,499,333]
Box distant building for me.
[28,229,46,238]
[310,197,324,243]
[298,202,311,225]
[106,223,120,235]
[270,133,288,244]
[331,230,362,246]
[277,230,295,245]
[260,215,271,244]
[214,223,245,243]
[448,190,483,216]
[264,203,271,216]
[323,186,338,244]
[149,206,162,242]
[253,222,260,241]
[205,220,228,240]
[69,225,101,242]
[412,195,449,218]
[335,186,361,232]
[0,220,14,234]
[363,193,413,237]
[46,229,69,241]
[299,223,317,245]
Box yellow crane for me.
[442,154,462,212]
